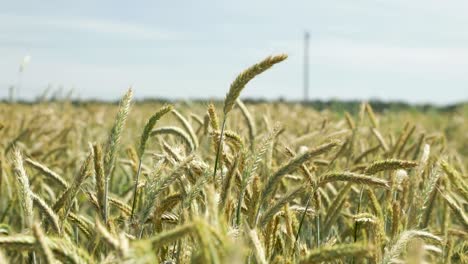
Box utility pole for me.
[303,31,310,102]
[9,85,14,103]
[16,55,31,102]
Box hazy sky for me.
[1,1,467,104]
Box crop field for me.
[0,55,467,263]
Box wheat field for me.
[0,55,467,263]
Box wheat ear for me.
[12,147,33,229]
[262,140,339,202]
[299,243,373,263]
[246,227,267,264]
[441,161,468,202]
[93,143,106,222]
[439,191,468,229]
[364,159,417,175]
[383,230,442,264]
[104,88,132,176]
[31,192,61,234]
[25,158,69,189]
[135,223,195,249]
[318,172,390,189]
[53,151,93,223]
[130,104,173,222]
[223,54,288,115]
[213,54,288,181]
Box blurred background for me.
[1,0,467,105]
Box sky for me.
[1,0,467,104]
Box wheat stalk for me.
[237,99,256,150]
[219,155,239,212]
[32,223,57,264]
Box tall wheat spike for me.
[12,148,33,229]
[93,143,106,222]
[138,104,174,158]
[104,88,133,176]
[223,54,288,115]
[213,54,288,181]
[131,104,173,221]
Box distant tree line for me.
[2,97,465,114]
